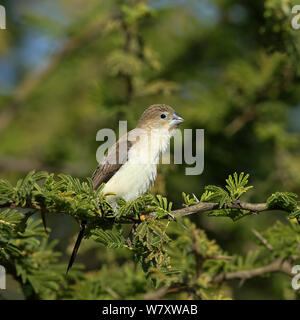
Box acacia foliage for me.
[0,171,299,299]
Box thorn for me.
[66,221,87,274]
[192,193,200,203]
[41,209,48,235]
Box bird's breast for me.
[102,162,157,202]
[102,131,172,202]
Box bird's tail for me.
[66,221,87,274]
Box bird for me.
[66,104,184,273]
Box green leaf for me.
[91,228,126,249]
[225,172,253,201]
[203,185,231,208]
[267,192,298,212]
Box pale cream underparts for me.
[102,127,176,202]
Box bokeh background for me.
[0,0,300,299]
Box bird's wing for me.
[92,132,133,189]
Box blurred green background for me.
[0,0,299,299]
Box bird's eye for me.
[160,113,167,119]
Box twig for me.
[1,200,299,224]
[171,201,267,217]
[168,201,300,219]
[252,228,274,252]
[213,257,293,283]
[144,257,293,298]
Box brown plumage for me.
[92,135,133,190]
[136,104,175,128]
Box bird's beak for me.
[170,112,184,126]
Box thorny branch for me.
[1,199,299,223]
[213,257,294,283]
[143,257,296,300]
[1,200,299,223]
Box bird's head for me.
[137,104,184,131]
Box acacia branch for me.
[1,199,298,224]
[174,201,267,216]
[213,257,294,283]
[169,201,300,219]
[143,257,294,300]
